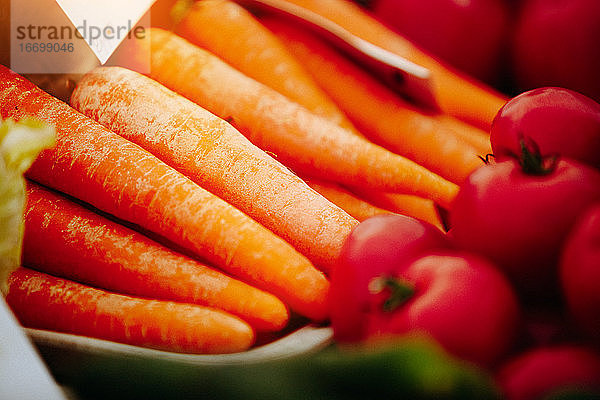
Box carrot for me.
[0,65,329,321]
[302,177,392,222]
[23,182,289,332]
[70,66,357,272]
[350,188,445,231]
[174,0,359,134]
[435,114,492,156]
[269,0,507,130]
[303,175,444,229]
[150,0,179,30]
[116,29,459,208]
[262,17,488,184]
[6,267,255,354]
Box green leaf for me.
[0,118,55,294]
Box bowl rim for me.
[26,325,334,366]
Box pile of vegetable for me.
[330,86,600,398]
[1,0,600,398]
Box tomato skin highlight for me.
[450,158,600,302]
[560,204,600,341]
[367,252,520,367]
[330,214,450,342]
[491,87,600,170]
[497,345,600,400]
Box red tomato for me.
[333,220,520,366]
[367,252,520,366]
[450,157,600,302]
[371,0,510,84]
[331,214,449,342]
[497,345,600,400]
[491,87,600,170]
[512,0,600,103]
[560,204,600,341]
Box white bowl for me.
[27,325,333,366]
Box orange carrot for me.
[303,175,444,229]
[23,182,289,332]
[350,188,445,231]
[271,0,507,130]
[70,66,357,272]
[436,114,492,156]
[6,267,255,354]
[262,17,488,184]
[302,177,392,222]
[174,0,359,134]
[0,65,329,321]
[150,0,178,30]
[117,29,459,208]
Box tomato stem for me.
[369,276,415,312]
[478,153,495,165]
[354,0,375,8]
[518,136,558,175]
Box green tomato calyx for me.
[369,275,415,312]
[518,135,558,176]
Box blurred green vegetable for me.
[52,335,499,399]
[0,117,54,293]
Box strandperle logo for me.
[10,0,152,74]
[14,19,146,44]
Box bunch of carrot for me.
[1,65,332,353]
[2,0,502,354]
[264,0,507,131]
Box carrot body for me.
[273,0,507,130]
[71,66,357,272]
[175,0,359,134]
[303,177,392,222]
[262,18,488,184]
[350,189,444,231]
[23,182,289,332]
[436,114,492,156]
[150,0,178,30]
[303,176,444,229]
[0,65,328,321]
[120,29,459,208]
[6,267,255,354]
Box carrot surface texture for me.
[301,176,444,230]
[23,182,289,332]
[6,267,255,354]
[118,28,459,209]
[71,66,357,272]
[350,189,444,232]
[174,0,359,134]
[262,17,489,184]
[273,0,507,130]
[0,65,328,321]
[303,177,392,222]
